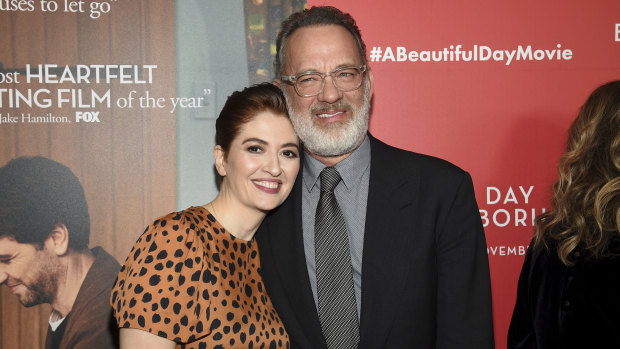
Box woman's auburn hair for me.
[534,80,620,266]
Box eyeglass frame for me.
[279,65,367,97]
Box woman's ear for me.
[214,145,227,177]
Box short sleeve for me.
[110,208,215,343]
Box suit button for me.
[562,300,571,308]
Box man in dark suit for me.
[257,6,494,349]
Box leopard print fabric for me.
[111,206,289,348]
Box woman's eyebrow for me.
[241,138,267,145]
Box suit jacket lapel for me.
[359,135,420,347]
[264,135,420,348]
[263,174,327,349]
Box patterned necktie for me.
[315,167,360,349]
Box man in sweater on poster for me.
[0,156,120,349]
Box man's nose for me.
[317,75,342,103]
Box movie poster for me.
[0,1,303,347]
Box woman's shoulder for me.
[111,205,217,342]
[141,205,217,239]
[150,205,212,230]
[122,206,219,265]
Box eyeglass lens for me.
[295,67,363,96]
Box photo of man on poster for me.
[0,156,120,349]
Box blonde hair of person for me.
[534,80,620,266]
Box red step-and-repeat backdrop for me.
[310,0,620,347]
[1,1,618,347]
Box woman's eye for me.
[282,150,299,158]
[247,145,262,153]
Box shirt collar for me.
[302,135,371,193]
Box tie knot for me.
[319,167,342,193]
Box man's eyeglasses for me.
[280,65,366,97]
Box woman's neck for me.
[206,192,266,241]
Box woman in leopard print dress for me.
[111,83,299,348]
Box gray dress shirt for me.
[301,136,371,319]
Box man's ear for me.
[46,224,69,256]
[366,67,375,101]
[214,145,227,177]
[273,78,282,88]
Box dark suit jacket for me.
[257,135,494,349]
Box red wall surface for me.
[308,1,620,347]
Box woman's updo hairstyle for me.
[216,83,289,158]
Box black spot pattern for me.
[110,206,289,347]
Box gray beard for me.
[283,80,371,157]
